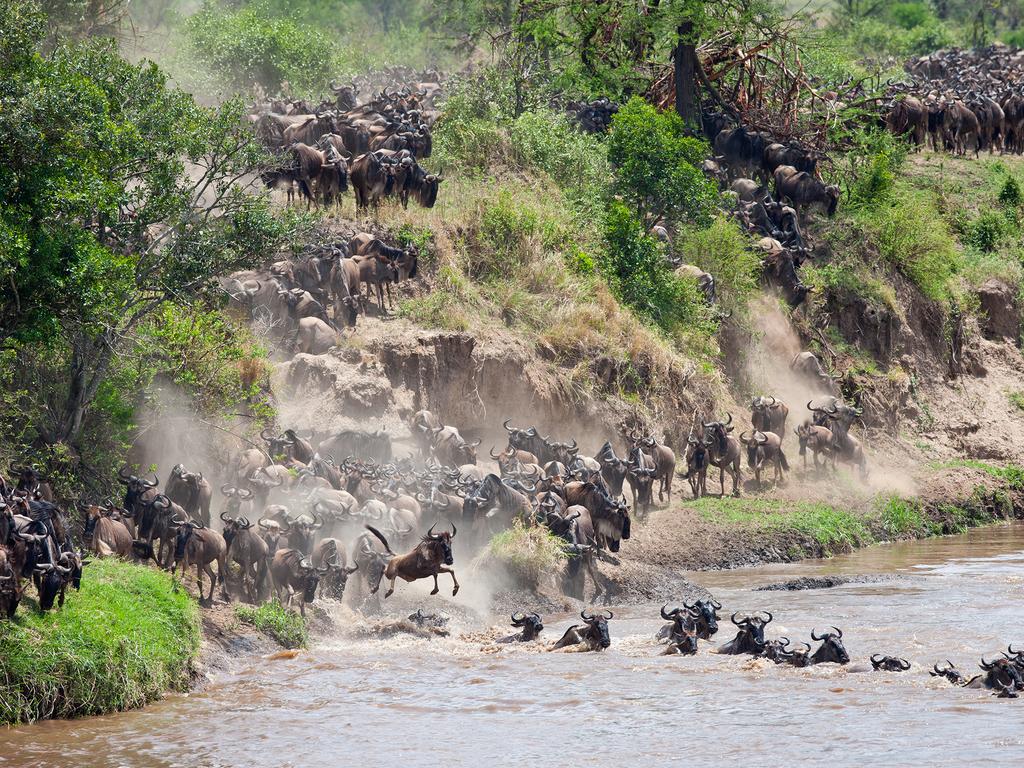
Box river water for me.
[3,524,1023,767]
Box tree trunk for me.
[674,21,700,129]
[51,333,115,445]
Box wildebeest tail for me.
[364,524,395,555]
[779,451,790,471]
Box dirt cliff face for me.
[273,313,716,455]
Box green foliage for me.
[0,559,199,725]
[675,217,760,317]
[694,497,872,555]
[607,97,718,230]
[998,176,1023,209]
[0,4,294,493]
[602,202,713,340]
[235,600,308,649]
[398,266,473,331]
[965,210,1012,253]
[183,1,335,94]
[509,109,610,220]
[489,522,569,588]
[875,496,937,538]
[865,191,960,302]
[431,82,508,174]
[1009,390,1024,412]
[934,459,1024,491]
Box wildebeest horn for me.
[603,610,613,619]
[898,658,911,670]
[731,612,745,627]
[724,413,732,426]
[238,488,254,500]
[171,515,188,526]
[739,431,752,444]
[221,484,236,496]
[220,510,233,523]
[145,473,159,488]
[661,604,679,620]
[117,466,133,482]
[261,428,275,441]
[427,523,436,538]
[503,419,513,432]
[981,657,996,670]
[811,628,824,641]
[489,446,502,459]
[710,599,722,610]
[581,610,592,620]
[830,625,841,637]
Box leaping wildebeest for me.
[364,523,459,599]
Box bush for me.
[235,600,308,649]
[183,2,335,94]
[965,210,1011,253]
[431,81,508,173]
[607,97,718,230]
[869,192,959,302]
[488,522,569,589]
[602,202,713,339]
[0,559,199,725]
[509,109,610,218]
[998,176,1023,209]
[674,217,760,316]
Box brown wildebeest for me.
[773,165,839,217]
[364,523,459,599]
[702,414,742,497]
[169,517,229,606]
[81,503,133,558]
[221,510,269,603]
[269,548,326,617]
[795,422,834,470]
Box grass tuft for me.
[235,600,308,649]
[488,522,569,589]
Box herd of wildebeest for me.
[4,53,1024,701]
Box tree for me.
[0,2,294,453]
[606,97,718,231]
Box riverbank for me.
[0,559,200,726]
[607,461,1024,601]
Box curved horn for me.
[831,625,842,638]
[603,609,613,619]
[581,609,592,620]
[661,604,678,620]
[811,628,824,641]
[503,419,513,432]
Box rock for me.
[977,278,1020,342]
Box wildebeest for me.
[795,421,834,471]
[562,481,631,554]
[871,654,911,672]
[791,352,836,394]
[808,626,850,665]
[738,430,789,488]
[684,435,710,499]
[750,396,789,436]
[270,548,326,617]
[318,429,392,464]
[497,611,544,643]
[551,609,612,651]
[169,518,229,606]
[429,425,481,467]
[930,660,967,685]
[717,612,772,655]
[364,523,459,599]
[165,464,212,527]
[82,503,133,558]
[773,165,839,217]
[702,414,742,497]
[596,441,629,499]
[349,151,394,210]
[221,510,269,603]
[963,656,1024,690]
[310,537,359,598]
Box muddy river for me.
[3,524,1023,767]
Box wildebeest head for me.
[260,428,293,460]
[810,626,850,665]
[723,611,772,654]
[34,559,71,611]
[220,485,254,516]
[321,554,358,599]
[510,611,544,641]
[298,557,326,602]
[684,598,721,638]
[580,609,612,649]
[117,466,158,511]
[172,517,204,562]
[930,660,966,685]
[425,522,456,565]
[871,654,911,672]
[980,656,1024,690]
[702,413,734,453]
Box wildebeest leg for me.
[438,565,459,596]
[384,577,396,599]
[430,573,440,595]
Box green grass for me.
[930,459,1024,491]
[0,558,200,725]
[693,497,872,555]
[874,495,940,538]
[234,600,308,649]
[488,522,570,588]
[1009,390,1024,413]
